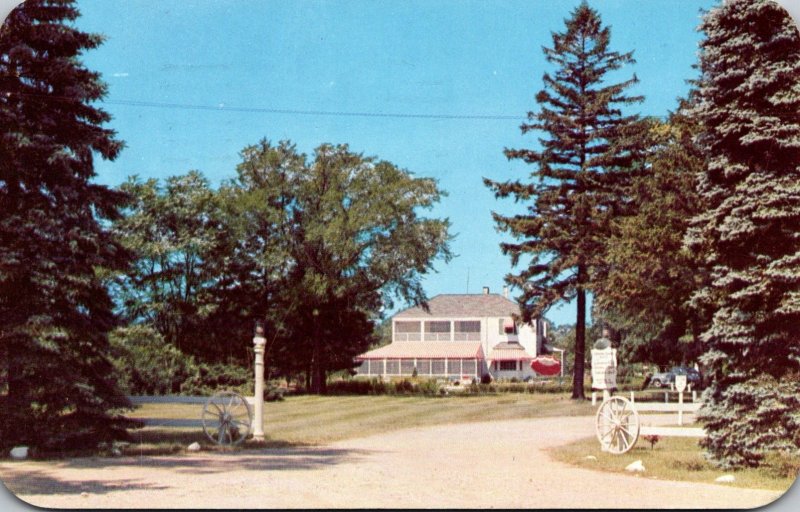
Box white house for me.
[355,287,547,381]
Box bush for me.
[394,379,415,394]
[179,362,253,396]
[109,326,198,395]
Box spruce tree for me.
[686,0,800,468]
[0,0,136,450]
[485,1,646,399]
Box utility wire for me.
[9,91,673,121]
[106,99,522,120]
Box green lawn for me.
[125,394,593,452]
[548,435,798,492]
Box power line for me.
[9,91,683,121]
[105,99,522,120]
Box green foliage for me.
[109,326,198,395]
[224,140,452,393]
[113,172,238,362]
[687,0,800,468]
[0,0,136,450]
[484,1,648,400]
[594,109,706,367]
[178,362,253,397]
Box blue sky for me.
[74,0,715,326]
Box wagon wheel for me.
[595,396,640,454]
[202,391,252,446]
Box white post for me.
[630,390,635,403]
[252,323,266,442]
[678,391,684,426]
[592,391,597,406]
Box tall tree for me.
[686,0,800,468]
[114,171,233,360]
[0,0,136,450]
[484,1,646,399]
[228,140,452,393]
[595,106,705,367]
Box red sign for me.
[531,356,561,376]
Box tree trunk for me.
[310,338,325,394]
[572,282,586,400]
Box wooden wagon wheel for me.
[595,396,640,454]
[202,391,252,446]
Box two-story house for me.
[354,287,547,381]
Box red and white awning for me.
[487,342,533,362]
[355,341,485,360]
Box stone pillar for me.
[252,322,266,442]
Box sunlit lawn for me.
[124,393,594,453]
[548,435,798,493]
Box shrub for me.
[109,326,198,395]
[179,362,253,396]
[416,378,441,396]
[394,379,415,394]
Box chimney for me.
[482,286,489,295]
[503,286,509,298]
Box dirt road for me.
[0,416,785,508]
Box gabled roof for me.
[488,342,533,361]
[394,294,520,319]
[356,341,484,360]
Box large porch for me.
[355,341,485,379]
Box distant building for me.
[355,287,547,381]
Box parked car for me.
[649,366,702,389]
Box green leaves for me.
[113,139,451,393]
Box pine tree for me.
[484,1,646,399]
[686,0,800,468]
[0,0,136,450]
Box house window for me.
[454,320,481,341]
[462,359,477,375]
[394,321,421,341]
[417,359,431,375]
[431,359,446,374]
[424,321,451,341]
[385,360,400,374]
[498,318,518,335]
[499,361,517,371]
[447,359,460,374]
[400,359,415,375]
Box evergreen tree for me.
[687,0,800,468]
[0,0,136,450]
[484,1,646,399]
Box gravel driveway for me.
[0,416,785,509]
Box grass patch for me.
[548,435,798,492]
[126,393,593,451]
